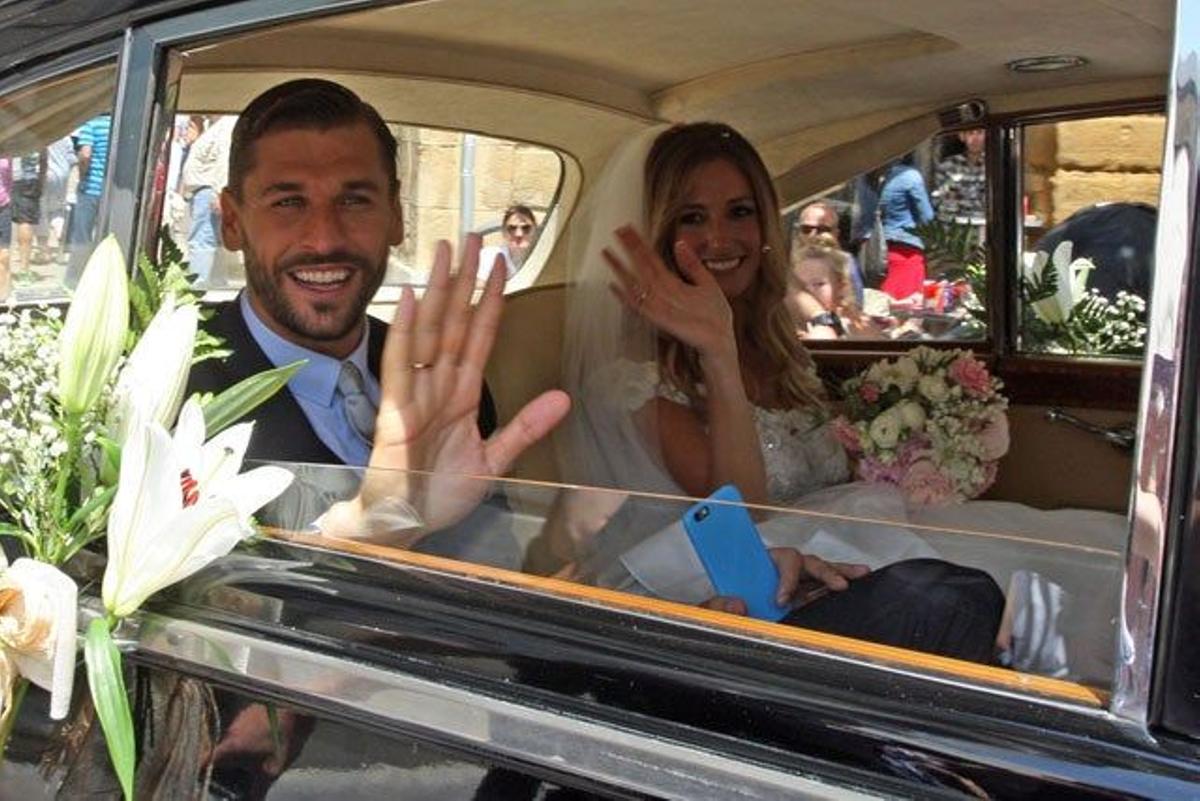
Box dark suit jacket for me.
[186,300,497,464]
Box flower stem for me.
[0,677,30,761]
[49,414,84,565]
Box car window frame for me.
[89,0,1194,756]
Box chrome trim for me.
[119,607,881,801]
[1112,1,1199,721]
[103,27,160,254]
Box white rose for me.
[918,374,949,403]
[0,558,78,719]
[868,410,902,449]
[897,401,927,431]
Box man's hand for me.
[701,548,869,616]
[323,235,570,542]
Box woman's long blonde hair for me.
[644,122,825,409]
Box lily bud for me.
[109,299,198,443]
[58,235,130,416]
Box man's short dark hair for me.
[228,79,398,199]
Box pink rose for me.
[859,382,881,403]
[948,355,992,398]
[857,456,904,486]
[896,434,930,465]
[831,416,862,453]
[977,409,1010,460]
[900,459,956,506]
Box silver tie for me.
[337,361,377,444]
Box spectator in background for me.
[793,200,863,306]
[10,149,46,278]
[181,114,237,282]
[38,136,75,265]
[788,243,880,340]
[67,113,112,287]
[0,158,11,302]
[479,204,538,281]
[933,128,987,225]
[855,156,934,301]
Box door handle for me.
[1045,407,1136,451]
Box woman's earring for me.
[761,244,773,254]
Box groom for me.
[185,79,570,551]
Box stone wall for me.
[1025,114,1164,229]
[392,125,561,279]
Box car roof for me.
[172,1,1172,188]
[2,1,1173,190]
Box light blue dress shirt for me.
[239,292,380,466]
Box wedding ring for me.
[410,362,434,370]
[634,285,650,306]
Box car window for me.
[129,2,1140,719]
[158,115,563,292]
[0,63,119,304]
[784,129,989,344]
[1017,112,1165,358]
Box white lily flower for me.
[102,399,293,618]
[0,557,78,720]
[1026,241,1095,324]
[58,235,130,415]
[109,298,199,444]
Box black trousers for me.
[782,558,1005,664]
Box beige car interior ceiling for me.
[177,0,1170,185]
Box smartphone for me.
[682,485,790,621]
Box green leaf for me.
[84,619,135,801]
[196,360,306,438]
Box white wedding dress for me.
[559,127,1127,686]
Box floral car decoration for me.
[0,235,300,799]
[833,346,1010,505]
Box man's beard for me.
[243,245,387,343]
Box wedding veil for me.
[558,124,685,566]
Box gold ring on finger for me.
[410,362,434,370]
[635,285,651,306]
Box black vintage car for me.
[1,1,1199,798]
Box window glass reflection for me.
[783,130,989,343]
[0,64,118,303]
[240,464,1124,691]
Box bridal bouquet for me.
[832,346,1009,505]
[0,235,299,798]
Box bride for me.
[552,122,1008,664]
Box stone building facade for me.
[390,125,562,281]
[1024,113,1165,230]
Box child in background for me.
[789,243,879,339]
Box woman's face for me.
[794,257,840,311]
[672,158,762,300]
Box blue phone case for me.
[682,485,789,621]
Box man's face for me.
[798,205,840,247]
[220,122,402,358]
[960,128,985,157]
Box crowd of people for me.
[0,114,113,302]
[786,129,987,341]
